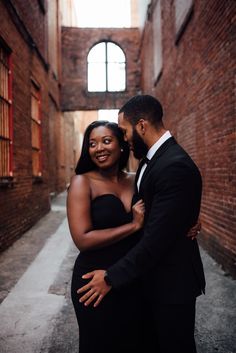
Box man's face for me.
[118,112,148,160]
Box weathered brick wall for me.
[141,0,236,277]
[9,0,48,60]
[0,1,63,251]
[48,97,66,194]
[61,27,141,111]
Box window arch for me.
[87,42,126,92]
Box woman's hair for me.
[75,120,130,175]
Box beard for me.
[131,128,149,160]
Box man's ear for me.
[136,119,147,135]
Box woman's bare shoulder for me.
[68,174,91,192]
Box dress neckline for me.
[92,194,132,214]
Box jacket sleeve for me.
[107,162,202,289]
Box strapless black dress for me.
[71,194,147,353]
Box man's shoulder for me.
[154,143,201,178]
[165,142,198,165]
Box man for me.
[78,95,206,353]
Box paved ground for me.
[0,191,235,353]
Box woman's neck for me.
[99,167,122,183]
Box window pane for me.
[0,44,12,177]
[87,41,126,92]
[0,139,10,177]
[0,99,9,138]
[0,63,9,100]
[107,62,126,91]
[87,42,106,63]
[32,149,41,177]
[107,43,125,63]
[31,119,40,149]
[31,82,42,176]
[31,95,40,121]
[88,62,106,91]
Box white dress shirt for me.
[137,131,172,191]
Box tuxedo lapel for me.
[134,157,149,194]
[139,137,177,190]
[134,160,144,186]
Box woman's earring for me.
[121,148,124,152]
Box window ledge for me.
[0,177,16,188]
[33,176,43,184]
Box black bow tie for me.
[139,156,149,168]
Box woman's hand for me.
[132,199,145,230]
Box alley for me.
[0,191,235,353]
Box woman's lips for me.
[96,154,109,162]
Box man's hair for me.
[119,94,163,127]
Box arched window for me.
[87,42,126,92]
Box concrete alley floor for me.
[0,191,235,353]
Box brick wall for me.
[140,0,236,277]
[0,0,63,251]
[61,27,141,111]
[48,97,66,194]
[10,0,48,60]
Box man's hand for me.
[187,219,201,240]
[77,270,112,307]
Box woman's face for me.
[88,126,121,169]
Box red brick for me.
[0,0,63,251]
[140,0,236,277]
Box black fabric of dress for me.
[71,194,150,353]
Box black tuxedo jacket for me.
[108,137,206,304]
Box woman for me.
[67,120,149,353]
